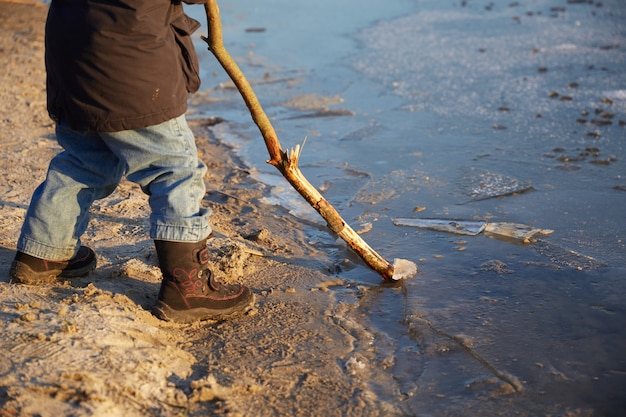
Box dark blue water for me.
[188,0,626,414]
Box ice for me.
[461,169,534,201]
[532,240,607,270]
[483,222,554,244]
[392,218,486,236]
[392,216,605,269]
[392,218,553,244]
[352,3,626,125]
[392,258,418,281]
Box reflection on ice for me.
[533,239,607,270]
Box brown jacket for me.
[45,0,206,132]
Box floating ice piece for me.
[484,222,554,243]
[462,168,534,201]
[392,218,486,235]
[392,218,553,244]
[392,258,418,280]
[393,218,604,270]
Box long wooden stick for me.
[202,0,403,280]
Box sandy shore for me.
[0,2,397,416]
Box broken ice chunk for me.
[392,258,418,280]
[392,218,554,244]
[392,218,486,235]
[483,222,554,244]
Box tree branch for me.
[201,0,416,281]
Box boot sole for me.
[9,262,62,285]
[153,293,256,323]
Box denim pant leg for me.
[17,124,125,260]
[100,115,211,242]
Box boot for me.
[10,246,97,285]
[153,239,255,323]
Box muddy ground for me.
[0,2,399,416]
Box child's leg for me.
[100,115,211,242]
[101,115,253,322]
[17,124,125,260]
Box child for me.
[9,0,254,323]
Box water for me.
[187,0,626,414]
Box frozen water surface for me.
[188,0,626,415]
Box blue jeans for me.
[17,115,211,260]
